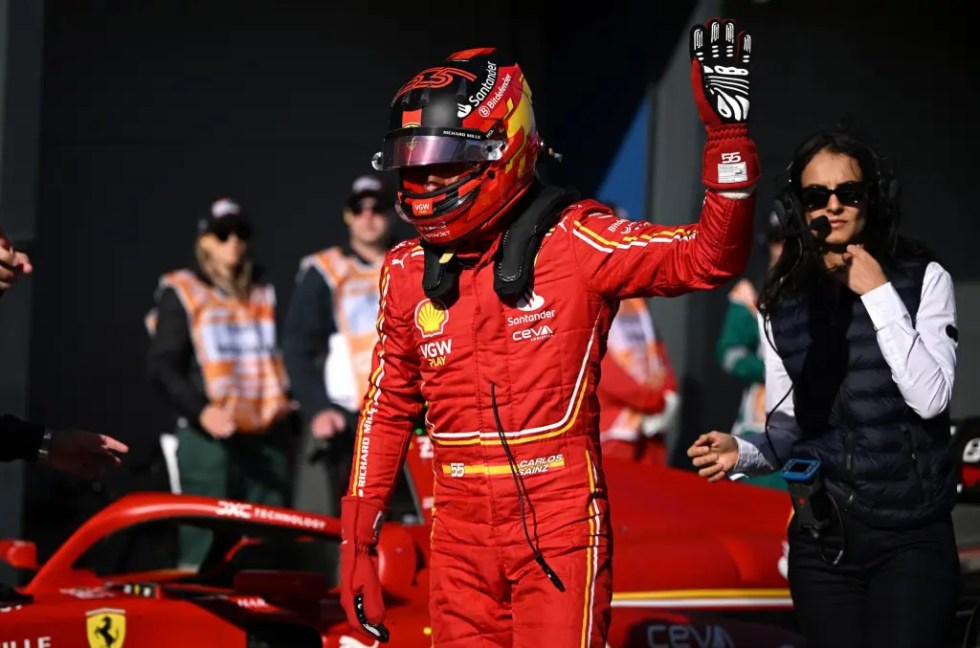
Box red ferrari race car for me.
[0,431,799,648]
[1,426,977,647]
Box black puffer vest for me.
[770,258,955,528]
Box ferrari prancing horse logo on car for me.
[86,608,126,648]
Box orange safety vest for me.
[299,247,382,412]
[157,270,289,433]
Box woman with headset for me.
[687,128,960,648]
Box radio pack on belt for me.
[781,457,831,538]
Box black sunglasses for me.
[799,181,868,210]
[211,222,252,242]
[350,202,389,216]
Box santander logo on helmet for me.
[372,47,542,246]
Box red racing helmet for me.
[371,48,542,245]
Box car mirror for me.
[0,540,38,570]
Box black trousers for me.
[788,510,960,648]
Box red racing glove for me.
[690,18,759,191]
[340,496,389,643]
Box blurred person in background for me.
[689,128,959,648]
[598,295,679,465]
[342,20,758,646]
[596,205,679,465]
[714,211,786,489]
[146,198,295,569]
[1,227,128,478]
[283,174,394,521]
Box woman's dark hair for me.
[758,128,926,317]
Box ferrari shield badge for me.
[86,607,126,648]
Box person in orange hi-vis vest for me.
[283,175,396,524]
[146,197,296,569]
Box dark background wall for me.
[0,0,44,565]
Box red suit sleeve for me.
[347,250,425,510]
[567,126,758,299]
[568,186,755,300]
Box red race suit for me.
[349,187,755,646]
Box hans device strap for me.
[420,243,461,303]
[493,185,578,298]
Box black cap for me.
[344,175,393,213]
[198,197,252,239]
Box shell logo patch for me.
[415,299,449,338]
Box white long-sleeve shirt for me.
[734,261,958,475]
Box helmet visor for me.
[373,128,504,171]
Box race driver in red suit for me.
[342,19,758,647]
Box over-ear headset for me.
[771,182,830,242]
[771,129,900,236]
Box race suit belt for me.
[440,455,566,477]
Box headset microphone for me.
[780,214,830,241]
[772,193,831,242]
[808,215,831,241]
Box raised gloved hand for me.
[689,19,758,190]
[340,496,390,643]
[690,18,751,127]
